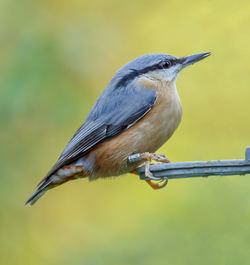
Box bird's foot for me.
[128,152,170,190]
[142,153,169,190]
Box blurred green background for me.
[1,0,250,264]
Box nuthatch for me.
[26,52,210,205]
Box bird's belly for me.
[133,106,181,153]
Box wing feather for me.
[39,82,157,186]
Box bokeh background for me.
[1,0,250,264]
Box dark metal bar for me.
[135,147,250,180]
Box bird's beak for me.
[181,52,211,68]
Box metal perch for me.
[132,147,250,181]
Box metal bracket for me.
[245,147,250,161]
[135,147,250,180]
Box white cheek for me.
[161,65,182,81]
[164,69,176,81]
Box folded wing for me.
[38,82,157,187]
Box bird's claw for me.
[156,153,171,163]
[157,177,168,188]
[146,177,168,190]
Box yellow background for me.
[1,0,250,264]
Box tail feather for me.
[37,176,49,189]
[26,165,85,205]
[25,189,48,206]
[25,180,52,206]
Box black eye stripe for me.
[116,58,176,87]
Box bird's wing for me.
[39,82,157,185]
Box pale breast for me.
[128,79,182,153]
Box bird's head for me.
[113,52,211,88]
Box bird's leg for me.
[128,152,170,189]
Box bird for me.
[26,52,210,205]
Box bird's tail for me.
[26,165,85,205]
[25,179,53,206]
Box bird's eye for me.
[162,60,172,69]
